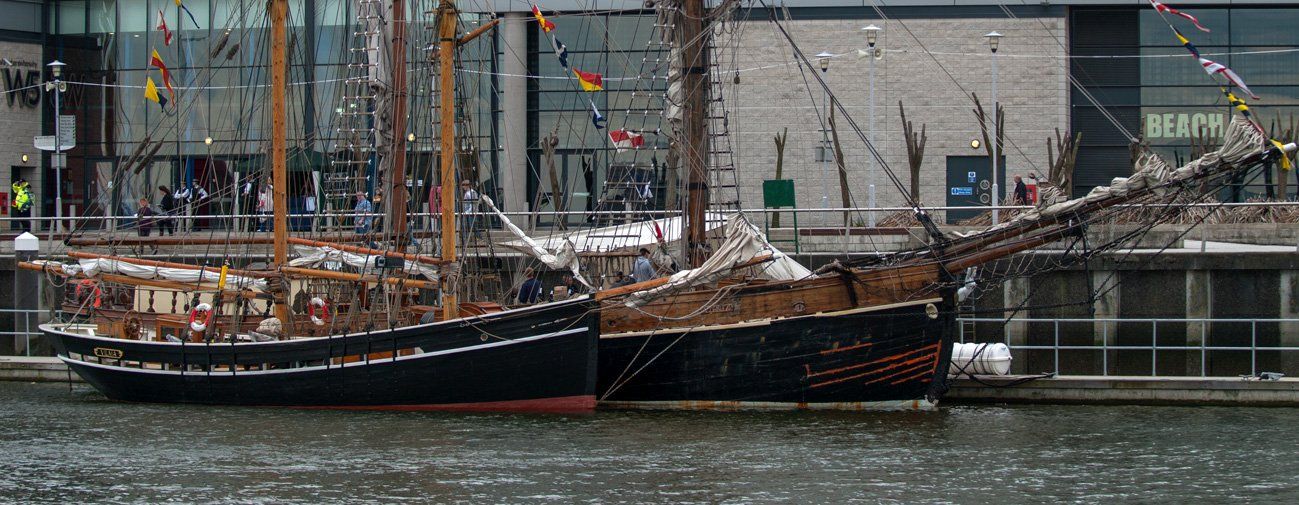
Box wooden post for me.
[270,0,291,327]
[438,0,460,319]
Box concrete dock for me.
[0,356,79,382]
[949,375,1299,407]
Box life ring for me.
[308,297,329,326]
[75,279,102,309]
[189,302,214,332]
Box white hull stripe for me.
[602,297,944,339]
[61,327,589,377]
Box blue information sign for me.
[950,187,973,196]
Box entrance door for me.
[945,156,1001,224]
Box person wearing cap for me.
[461,180,480,238]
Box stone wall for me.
[0,39,44,229]
[725,16,1068,223]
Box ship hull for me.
[43,299,599,412]
[597,297,954,410]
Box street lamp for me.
[862,25,882,227]
[46,60,67,235]
[985,31,1002,225]
[815,51,834,219]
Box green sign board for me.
[763,179,795,208]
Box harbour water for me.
[1,382,1296,504]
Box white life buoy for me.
[309,297,329,326]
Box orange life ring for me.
[309,297,329,326]
[189,302,213,332]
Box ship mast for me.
[270,0,291,324]
[388,0,409,248]
[679,0,711,268]
[438,0,460,319]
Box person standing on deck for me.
[461,180,480,239]
[632,248,657,283]
[158,186,176,236]
[135,198,155,237]
[354,192,373,234]
[256,179,273,232]
[518,268,543,304]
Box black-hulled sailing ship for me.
[504,0,1294,410]
[32,0,599,411]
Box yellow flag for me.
[144,76,168,109]
[1271,139,1293,171]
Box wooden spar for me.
[270,0,291,325]
[458,18,500,45]
[594,254,773,301]
[680,0,710,268]
[388,0,409,249]
[65,251,273,278]
[438,0,459,320]
[942,225,1079,272]
[281,266,438,290]
[286,237,446,265]
[18,262,260,298]
[65,231,451,247]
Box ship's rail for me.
[958,316,1299,378]
[8,201,1299,232]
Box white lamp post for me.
[986,31,1002,225]
[46,60,66,234]
[862,25,881,227]
[815,51,833,221]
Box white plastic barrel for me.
[948,342,1013,376]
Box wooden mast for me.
[269,0,291,324]
[680,0,711,268]
[438,0,460,319]
[389,0,409,247]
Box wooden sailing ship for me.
[32,0,599,411]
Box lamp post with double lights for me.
[815,51,833,220]
[46,60,67,234]
[986,31,1003,225]
[862,24,881,227]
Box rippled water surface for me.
[1,382,1297,504]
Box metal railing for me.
[1,308,51,357]
[958,316,1299,377]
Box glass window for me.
[59,1,88,35]
[1139,46,1226,86]
[1231,9,1299,46]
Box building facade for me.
[4,0,1295,229]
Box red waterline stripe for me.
[289,395,595,413]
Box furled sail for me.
[34,259,268,291]
[289,245,437,279]
[623,214,812,308]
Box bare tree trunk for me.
[772,127,787,227]
[828,107,851,227]
[900,101,926,204]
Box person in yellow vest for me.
[11,178,32,231]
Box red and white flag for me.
[1149,0,1210,32]
[156,10,173,46]
[608,129,644,152]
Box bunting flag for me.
[590,103,606,129]
[531,5,555,33]
[144,76,168,110]
[175,0,200,27]
[155,10,173,46]
[149,49,175,97]
[1150,0,1210,33]
[574,69,603,91]
[609,129,644,152]
[553,38,569,69]
[1174,28,1258,99]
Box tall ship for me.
[28,0,1293,411]
[31,0,598,411]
